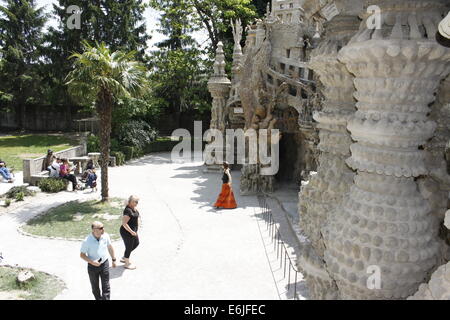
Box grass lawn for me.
[0,133,78,171]
[22,198,125,240]
[0,266,65,300]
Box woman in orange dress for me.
[214,162,237,209]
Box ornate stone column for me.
[205,42,231,170]
[297,10,361,299]
[325,0,450,299]
[420,75,450,264]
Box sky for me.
[34,0,209,51]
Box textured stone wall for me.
[324,0,450,299]
[408,210,450,300]
[297,13,361,299]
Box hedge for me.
[38,178,68,193]
[110,151,125,166]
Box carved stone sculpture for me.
[325,0,450,299]
[296,10,361,299]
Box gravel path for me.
[0,152,279,300]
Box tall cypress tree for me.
[0,0,47,125]
[44,0,150,105]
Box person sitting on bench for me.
[60,158,80,191]
[43,149,56,172]
[49,157,62,178]
[81,159,95,181]
[0,160,14,183]
[85,168,97,191]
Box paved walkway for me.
[0,152,280,299]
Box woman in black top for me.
[120,195,140,269]
[213,161,237,209]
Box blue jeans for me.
[0,167,11,180]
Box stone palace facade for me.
[206,0,450,299]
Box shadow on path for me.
[170,163,258,214]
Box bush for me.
[15,192,24,201]
[110,151,125,166]
[38,178,68,193]
[110,138,120,152]
[116,120,158,149]
[144,140,179,153]
[6,186,35,199]
[120,146,143,160]
[87,134,100,153]
[4,199,11,207]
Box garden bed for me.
[21,198,125,240]
[0,265,65,300]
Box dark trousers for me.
[63,174,77,190]
[87,260,110,300]
[120,227,139,259]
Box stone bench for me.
[23,145,86,185]
[30,171,50,186]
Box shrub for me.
[87,134,100,153]
[120,146,143,160]
[6,186,35,199]
[110,138,120,152]
[38,178,68,193]
[15,192,24,201]
[110,151,125,166]
[4,199,11,207]
[120,146,133,161]
[144,140,179,153]
[116,120,158,149]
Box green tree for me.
[0,0,47,123]
[66,42,149,201]
[188,0,257,53]
[151,0,258,53]
[44,0,149,105]
[148,0,211,118]
[251,0,270,17]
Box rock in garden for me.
[72,212,84,221]
[17,271,35,284]
[93,212,120,221]
[26,186,41,193]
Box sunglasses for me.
[94,227,104,230]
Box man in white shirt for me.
[49,158,61,178]
[80,221,117,300]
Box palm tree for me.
[66,41,149,201]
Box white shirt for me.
[49,161,60,177]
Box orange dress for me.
[214,171,237,209]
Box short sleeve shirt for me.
[49,161,60,178]
[80,233,111,262]
[123,206,139,231]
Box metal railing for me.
[257,195,301,300]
